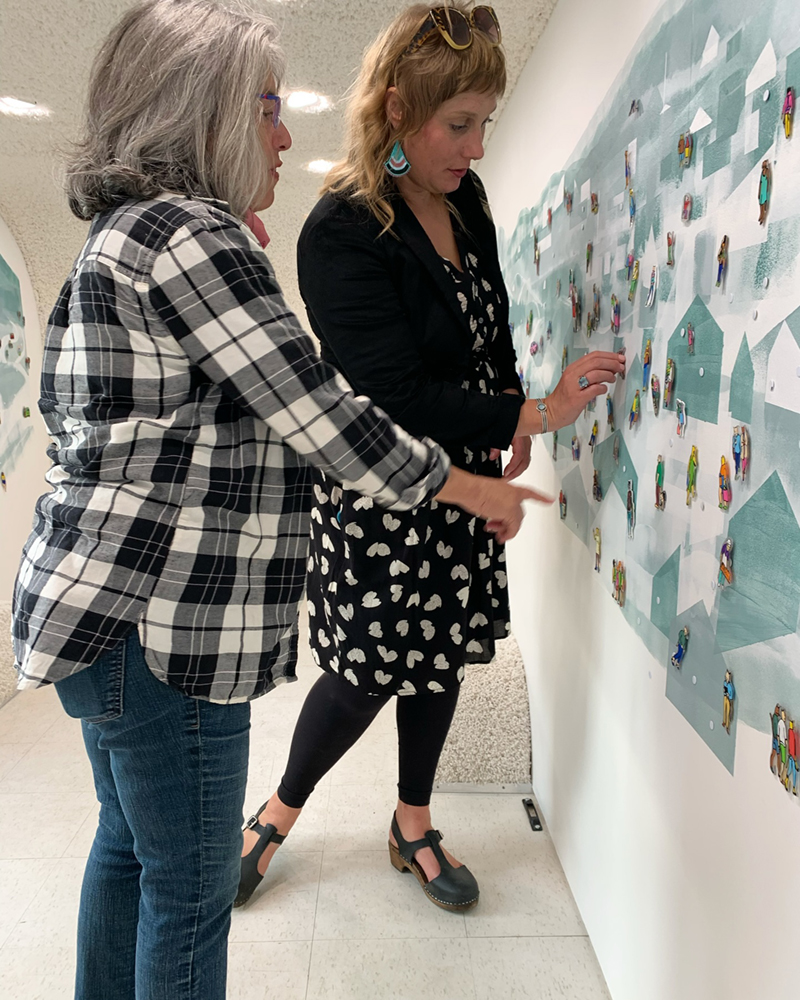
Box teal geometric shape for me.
[665,601,736,775]
[624,353,644,417]
[716,473,800,652]
[703,136,731,179]
[0,253,23,337]
[726,31,742,61]
[561,465,590,546]
[651,545,680,638]
[729,334,753,424]
[788,45,800,90]
[593,429,638,509]
[665,296,723,424]
[716,68,746,140]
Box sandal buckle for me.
[244,814,260,830]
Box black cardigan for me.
[296,170,524,454]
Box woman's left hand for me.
[501,436,532,481]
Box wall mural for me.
[498,0,800,776]
[0,253,33,488]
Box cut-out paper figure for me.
[716,235,728,287]
[552,431,558,461]
[732,426,742,478]
[682,194,692,222]
[592,470,603,502]
[546,320,552,341]
[629,188,636,227]
[787,720,798,792]
[534,228,540,274]
[593,285,601,331]
[758,159,770,225]
[667,231,675,267]
[22,406,30,418]
[572,287,581,333]
[678,130,692,167]
[612,558,626,606]
[671,626,689,668]
[783,87,794,139]
[628,260,639,302]
[586,311,593,338]
[571,435,580,461]
[779,709,789,785]
[723,670,735,735]
[651,375,660,417]
[559,489,567,519]
[771,706,782,776]
[613,434,620,466]
[593,527,601,571]
[562,346,568,373]
[0,472,6,491]
[741,425,750,482]
[556,278,561,297]
[626,479,636,538]
[569,268,575,297]
[687,322,694,355]
[526,310,533,336]
[625,149,631,188]
[586,241,592,273]
[626,252,634,281]
[564,190,573,214]
[655,454,666,510]
[610,294,620,333]
[645,265,658,308]
[686,445,698,505]
[530,339,538,356]
[718,455,732,510]
[629,390,640,429]
[606,396,615,431]
[547,207,553,228]
[642,339,652,388]
[718,536,733,588]
[664,358,675,407]
[591,192,599,214]
[676,398,687,437]
[24,356,30,372]
[589,420,598,452]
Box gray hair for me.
[65,0,285,220]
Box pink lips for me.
[449,168,467,178]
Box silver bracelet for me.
[535,398,548,434]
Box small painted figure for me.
[770,706,782,776]
[564,190,573,214]
[573,288,581,333]
[664,358,675,407]
[787,721,798,792]
[568,268,574,297]
[526,310,533,336]
[686,445,698,506]
[718,455,732,510]
[534,228,540,274]
[591,192,599,214]
[625,149,631,188]
[586,396,596,413]
[651,375,661,417]
[613,433,620,466]
[667,231,675,267]
[530,339,538,356]
[783,87,794,139]
[552,431,558,461]
[687,322,694,355]
[757,159,770,225]
[628,260,639,302]
[0,472,6,491]
[642,339,652,388]
[24,356,30,372]
[779,709,789,785]
[655,454,666,510]
[610,294,620,333]
[718,536,733,588]
[676,398,686,438]
[587,311,593,338]
[571,435,580,461]
[547,206,553,228]
[619,345,626,380]
[562,346,568,374]
[539,335,544,353]
[629,390,640,429]
[559,489,567,519]
[592,470,603,502]
[612,558,626,606]
[626,479,636,538]
[682,194,692,222]
[629,188,636,227]
[645,265,658,308]
[556,278,561,297]
[606,396,615,431]
[671,626,689,668]
[741,425,750,482]
[722,670,735,735]
[546,320,552,341]
[593,527,601,571]
[22,406,30,418]
[716,235,728,287]
[732,426,742,478]
[593,285,600,331]
[678,130,692,168]
[586,241,592,273]
[589,420,598,452]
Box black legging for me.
[277,671,460,809]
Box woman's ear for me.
[384,86,404,130]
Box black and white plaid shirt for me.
[13,194,449,703]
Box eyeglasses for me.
[402,6,501,59]
[258,92,282,129]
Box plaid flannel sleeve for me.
[147,217,450,510]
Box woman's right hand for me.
[434,467,553,544]
[518,350,626,434]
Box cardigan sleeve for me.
[297,206,524,452]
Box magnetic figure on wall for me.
[741,425,750,482]
[677,130,692,168]
[613,433,620,466]
[526,310,533,336]
[606,396,615,431]
[611,293,620,333]
[732,426,742,478]
[645,266,658,308]
[682,194,692,222]
[556,278,561,297]
[783,87,794,139]
[667,231,675,267]
[629,188,636,227]
[651,375,661,416]
[586,241,592,273]
[572,287,581,333]
[722,671,735,735]
[718,455,732,510]
[626,252,634,281]
[757,159,770,225]
[552,431,558,461]
[626,479,636,538]
[593,527,601,571]
[629,390,641,429]
[564,190,573,214]
[655,454,666,510]
[534,228,540,274]
[591,192,599,214]
[671,626,689,668]
[592,470,603,502]
[559,489,567,520]
[687,322,694,355]
[779,709,789,785]
[530,339,539,356]
[716,235,728,287]
[589,420,598,452]
[664,358,675,407]
[628,259,639,302]
[572,435,580,461]
[1,472,6,491]
[612,558,626,606]
[593,285,601,332]
[547,207,553,228]
[686,445,698,506]
[642,338,652,388]
[787,721,798,793]
[625,149,631,188]
[547,320,552,341]
[676,398,687,437]
[718,536,733,588]
[770,705,782,777]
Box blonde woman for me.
[11,2,544,996]
[238,3,624,911]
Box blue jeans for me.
[55,631,250,1000]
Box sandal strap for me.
[243,801,286,846]
[391,812,446,867]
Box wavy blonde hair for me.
[322,2,506,231]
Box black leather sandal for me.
[234,800,287,908]
[389,812,479,912]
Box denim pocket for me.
[55,637,126,724]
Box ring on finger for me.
[578,375,590,389]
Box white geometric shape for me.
[539,233,552,253]
[767,323,800,414]
[690,106,713,132]
[603,252,611,276]
[745,40,777,96]
[701,26,720,67]
[580,179,591,203]
[744,110,760,154]
[660,103,672,115]
[554,175,565,211]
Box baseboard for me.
[432,781,534,794]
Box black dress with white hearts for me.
[306,249,511,697]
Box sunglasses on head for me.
[258,92,282,129]
[402,6,501,59]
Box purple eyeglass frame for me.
[258,92,282,129]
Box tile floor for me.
[0,632,611,1000]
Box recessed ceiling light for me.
[285,91,332,113]
[0,96,50,117]
[305,160,335,174]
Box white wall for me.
[0,217,51,706]
[480,1,800,999]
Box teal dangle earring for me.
[385,139,411,176]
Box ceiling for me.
[0,0,556,327]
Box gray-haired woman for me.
[11,1,546,998]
